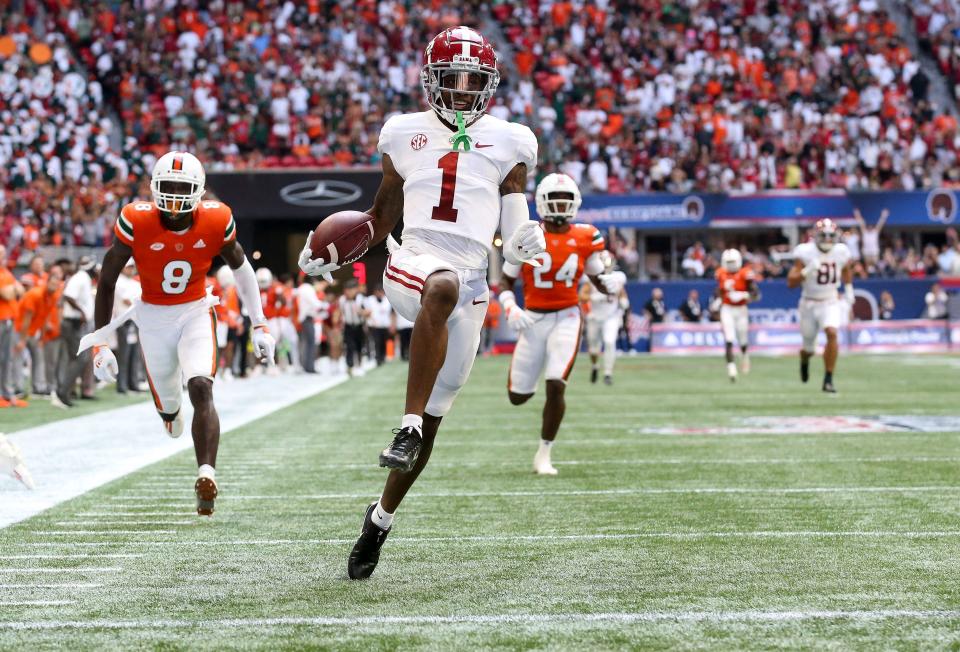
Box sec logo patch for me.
[410,133,428,150]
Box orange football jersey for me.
[715,266,756,306]
[521,224,605,311]
[114,200,237,306]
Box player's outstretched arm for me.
[876,208,890,232]
[747,280,761,303]
[367,154,405,247]
[95,240,133,330]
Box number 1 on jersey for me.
[431,152,459,223]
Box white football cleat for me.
[533,448,558,476]
[740,354,751,375]
[162,411,184,439]
[727,361,738,383]
[0,433,35,490]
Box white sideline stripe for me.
[1,370,358,529]
[0,583,101,589]
[4,609,960,630]
[53,520,195,526]
[72,513,190,517]
[32,531,178,536]
[0,568,122,573]
[0,601,74,607]
[105,485,960,501]
[9,530,960,548]
[0,554,141,560]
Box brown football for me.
[308,211,375,265]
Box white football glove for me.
[598,271,626,295]
[251,324,276,362]
[506,305,535,331]
[0,433,34,490]
[505,221,546,267]
[92,345,118,383]
[298,230,340,282]
[801,258,821,280]
[726,290,750,303]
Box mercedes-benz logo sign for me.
[280,180,363,207]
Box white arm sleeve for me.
[501,261,521,278]
[500,193,532,246]
[499,290,517,311]
[233,258,267,327]
[584,251,604,276]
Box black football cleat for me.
[590,368,598,384]
[800,359,810,383]
[348,502,390,580]
[379,427,422,472]
[603,375,613,386]
[822,379,837,394]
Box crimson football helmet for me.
[421,26,500,125]
[814,218,839,252]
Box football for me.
[308,210,375,265]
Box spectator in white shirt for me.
[296,278,323,373]
[55,257,98,407]
[925,283,948,319]
[364,287,394,366]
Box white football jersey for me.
[588,286,622,322]
[378,110,538,269]
[793,241,851,300]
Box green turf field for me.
[2,354,960,649]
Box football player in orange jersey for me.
[713,248,760,382]
[87,151,276,516]
[500,173,625,475]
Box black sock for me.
[824,371,833,383]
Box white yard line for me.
[9,530,960,548]
[3,609,960,630]
[0,371,357,529]
[52,520,196,526]
[71,513,190,518]
[0,567,122,573]
[0,554,141,560]
[31,531,179,536]
[103,485,960,502]
[0,601,74,607]
[0,583,101,589]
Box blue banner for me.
[626,278,937,322]
[538,189,960,229]
[650,320,949,355]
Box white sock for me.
[727,362,737,377]
[401,413,423,435]
[198,464,215,479]
[372,500,394,529]
[538,439,553,453]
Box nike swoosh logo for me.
[474,143,493,148]
[472,298,488,305]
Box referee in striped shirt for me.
[338,280,369,376]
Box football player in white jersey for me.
[298,26,546,579]
[582,251,629,386]
[787,218,855,393]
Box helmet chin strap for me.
[451,110,472,151]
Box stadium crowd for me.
[1,0,956,190]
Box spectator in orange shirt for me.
[13,265,63,397]
[0,244,26,407]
